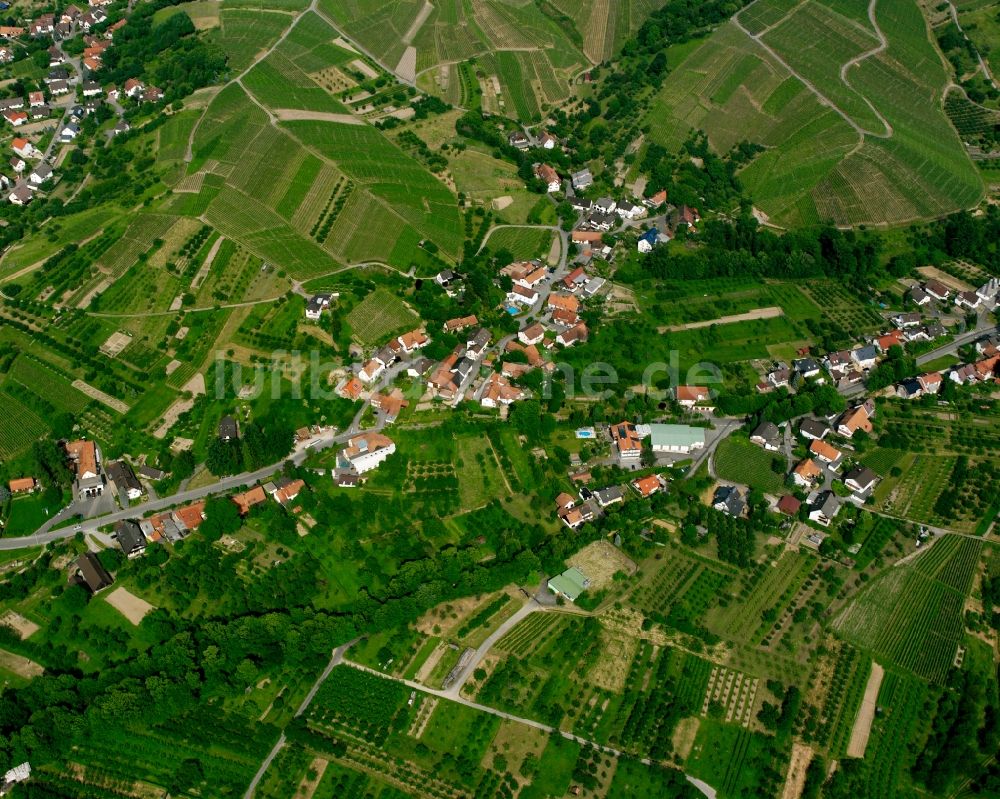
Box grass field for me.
[713,434,787,494]
[648,0,983,227]
[344,287,420,345]
[833,535,982,682]
[484,226,555,260]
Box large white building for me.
[649,424,705,454]
[340,433,395,474]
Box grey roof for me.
[218,415,238,440]
[751,421,779,442]
[799,419,829,439]
[138,464,165,480]
[793,357,819,373]
[468,328,490,351]
[594,485,624,505]
[844,465,877,490]
[106,460,141,493]
[855,344,879,361]
[713,485,745,516]
[114,520,147,556]
[810,490,839,518]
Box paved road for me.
[244,638,358,798]
[442,598,539,698]
[341,658,717,799]
[916,323,997,366]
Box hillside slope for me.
[647,0,984,227]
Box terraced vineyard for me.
[649,0,984,227]
[833,536,982,682]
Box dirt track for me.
[847,662,884,757]
[659,306,783,332]
[271,109,363,125]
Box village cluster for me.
[1,0,145,206]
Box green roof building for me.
[547,567,590,602]
[649,424,706,454]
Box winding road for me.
[733,0,892,139]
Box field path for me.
[733,0,891,139]
[402,0,432,45]
[837,0,892,136]
[272,109,363,124]
[846,662,884,757]
[340,657,718,799]
[658,306,783,332]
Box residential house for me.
[9,155,24,173]
[518,323,545,346]
[58,121,80,142]
[443,314,477,333]
[955,290,983,311]
[674,385,710,409]
[977,278,999,302]
[562,266,588,291]
[0,46,13,63]
[508,283,538,306]
[908,285,930,306]
[713,485,745,517]
[777,495,801,517]
[112,119,130,136]
[837,401,875,438]
[143,86,164,103]
[892,312,922,328]
[218,415,238,441]
[876,330,904,353]
[2,110,26,126]
[49,80,70,96]
[750,421,780,451]
[649,424,705,454]
[232,486,267,515]
[852,345,879,369]
[339,376,364,401]
[616,200,645,220]
[406,357,434,378]
[305,293,332,320]
[825,350,853,376]
[768,367,791,389]
[0,26,26,38]
[632,474,663,498]
[0,97,23,112]
[844,466,878,494]
[548,293,580,316]
[594,485,624,508]
[534,163,560,193]
[123,77,144,98]
[29,14,54,37]
[359,357,385,384]
[466,328,491,360]
[792,458,822,488]
[555,492,575,512]
[340,432,395,474]
[808,491,840,527]
[917,372,942,394]
[558,503,593,529]
[611,420,643,462]
[950,362,979,385]
[551,307,578,327]
[792,357,821,378]
[924,280,951,302]
[812,440,844,467]
[139,464,166,481]
[273,478,305,507]
[571,168,593,190]
[396,328,429,355]
[507,130,529,150]
[568,196,592,213]
[81,80,101,97]
[72,552,113,593]
[106,460,142,501]
[481,372,526,408]
[896,378,922,400]
[572,229,604,246]
[8,477,35,494]
[7,183,31,205]
[637,227,662,253]
[336,473,359,488]
[65,439,103,499]
[539,131,558,149]
[29,163,51,185]
[371,389,409,422]
[556,322,588,347]
[645,189,668,208]
[114,520,147,558]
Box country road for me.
[244,638,358,798]
[339,658,719,799]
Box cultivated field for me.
[649,0,984,227]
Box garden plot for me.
[104,587,155,625]
[568,540,636,590]
[702,665,759,727]
[0,649,43,679]
[0,611,39,639]
[100,331,133,358]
